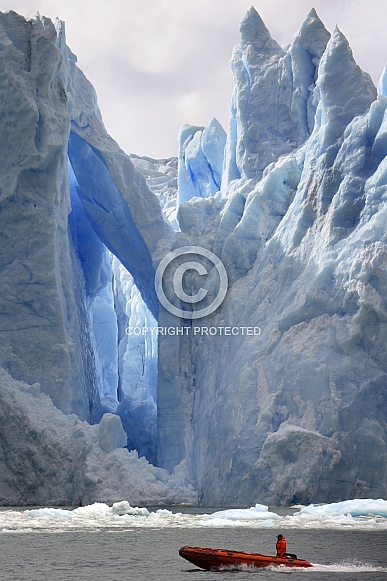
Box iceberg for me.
[206,504,281,521]
[1,498,386,534]
[299,498,387,518]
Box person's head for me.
[277,534,283,540]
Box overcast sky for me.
[1,1,387,158]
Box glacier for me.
[0,6,386,508]
[156,7,387,505]
[178,119,227,204]
[0,10,193,505]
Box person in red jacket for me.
[276,534,287,558]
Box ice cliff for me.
[157,7,387,505]
[0,10,193,505]
[0,7,386,507]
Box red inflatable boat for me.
[179,546,313,570]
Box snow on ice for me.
[0,368,196,506]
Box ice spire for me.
[289,8,330,138]
[223,8,298,186]
[378,63,387,96]
[314,26,377,144]
[292,8,330,58]
[240,6,282,53]
[177,118,226,205]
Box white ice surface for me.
[206,503,280,521]
[299,498,387,518]
[0,499,386,534]
[0,368,197,506]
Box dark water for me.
[0,528,386,580]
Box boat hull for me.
[179,546,313,570]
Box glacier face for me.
[156,7,387,505]
[0,9,169,420]
[0,10,194,505]
[0,11,101,422]
[0,6,387,508]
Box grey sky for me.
[1,0,386,158]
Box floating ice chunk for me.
[110,501,150,516]
[71,501,150,518]
[27,508,75,518]
[3,500,387,532]
[73,502,112,517]
[300,499,387,518]
[207,504,280,521]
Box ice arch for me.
[68,133,159,319]
[67,59,173,456]
[68,135,164,462]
